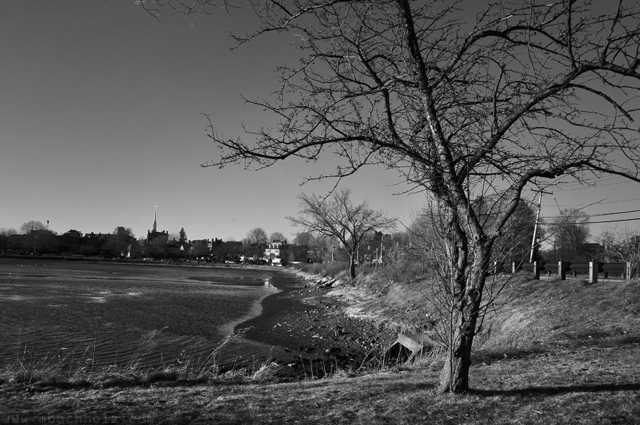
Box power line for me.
[589,208,640,218]
[542,216,640,225]
[544,196,640,207]
[540,208,640,221]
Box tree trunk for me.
[437,303,480,393]
[349,255,357,279]
[437,245,488,394]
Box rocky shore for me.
[235,270,398,378]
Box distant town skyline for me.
[2,1,640,243]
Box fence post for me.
[558,261,566,280]
[626,262,631,284]
[533,261,540,280]
[589,261,598,284]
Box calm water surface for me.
[0,258,293,370]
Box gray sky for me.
[1,1,639,242]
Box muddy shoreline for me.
[235,271,397,377]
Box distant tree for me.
[269,232,286,243]
[472,196,540,266]
[106,227,136,258]
[133,237,147,257]
[114,227,134,238]
[293,231,313,247]
[179,228,187,245]
[0,228,18,251]
[598,225,640,277]
[0,228,17,236]
[288,189,396,279]
[243,227,269,258]
[293,231,325,263]
[244,227,268,245]
[20,221,46,235]
[552,208,591,261]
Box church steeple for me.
[152,206,158,233]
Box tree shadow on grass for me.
[472,382,640,397]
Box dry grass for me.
[0,331,290,390]
[476,277,640,354]
[2,345,639,424]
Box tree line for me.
[2,196,634,267]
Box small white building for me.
[264,240,284,265]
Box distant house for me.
[265,240,286,265]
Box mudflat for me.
[0,258,282,371]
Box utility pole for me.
[530,189,552,263]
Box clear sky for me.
[0,0,427,242]
[1,1,639,243]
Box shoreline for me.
[219,276,279,337]
[234,269,397,376]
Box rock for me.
[324,347,341,355]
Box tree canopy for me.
[288,189,396,278]
[551,208,591,261]
[269,231,287,243]
[20,221,46,235]
[244,227,269,245]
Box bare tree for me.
[288,189,397,279]
[243,227,268,245]
[136,0,640,393]
[20,221,46,235]
[0,228,18,237]
[269,231,287,242]
[293,231,329,263]
[551,208,591,261]
[599,224,640,277]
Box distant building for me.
[265,240,286,265]
[189,239,209,256]
[146,208,169,245]
[59,229,84,253]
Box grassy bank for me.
[2,270,640,423]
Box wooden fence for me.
[513,261,631,284]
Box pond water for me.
[0,258,295,372]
